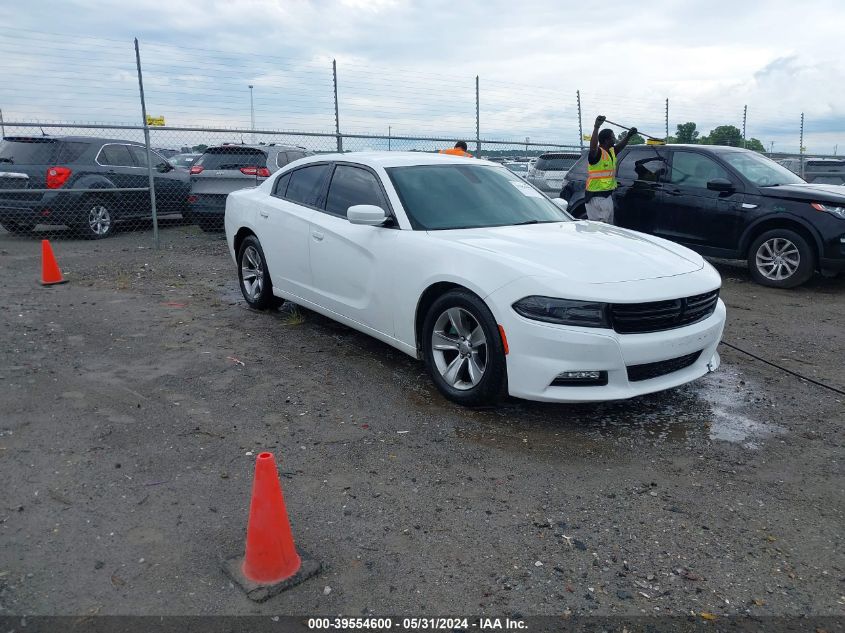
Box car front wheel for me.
[237,235,282,310]
[748,229,814,288]
[422,289,507,406]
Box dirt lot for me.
[0,224,843,618]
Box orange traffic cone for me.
[40,240,67,286]
[223,452,321,602]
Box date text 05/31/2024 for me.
[307,617,528,630]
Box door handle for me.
[312,231,324,241]
[259,210,269,218]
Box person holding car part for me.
[585,115,637,224]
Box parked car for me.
[169,153,202,169]
[561,144,845,288]
[224,152,725,406]
[154,148,180,159]
[778,157,845,185]
[0,136,189,239]
[187,143,312,230]
[526,152,581,196]
[504,162,530,179]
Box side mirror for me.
[156,162,172,173]
[552,198,569,212]
[347,204,388,226]
[707,178,734,192]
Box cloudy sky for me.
[1,0,843,153]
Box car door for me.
[96,144,148,215]
[613,148,668,232]
[657,150,745,250]
[128,145,186,215]
[257,163,331,298]
[308,163,399,335]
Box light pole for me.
[388,125,391,151]
[248,85,255,142]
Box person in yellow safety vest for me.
[439,141,473,158]
[585,115,637,224]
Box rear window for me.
[196,147,267,170]
[56,142,89,163]
[807,160,845,169]
[535,155,579,171]
[0,139,59,164]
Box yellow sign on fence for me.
[146,115,165,127]
[582,134,592,141]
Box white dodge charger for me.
[225,152,726,406]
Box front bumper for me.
[500,300,726,402]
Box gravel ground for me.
[0,224,843,618]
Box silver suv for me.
[526,152,581,196]
[187,143,312,230]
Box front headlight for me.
[512,296,610,328]
[811,202,845,219]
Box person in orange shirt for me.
[439,141,473,158]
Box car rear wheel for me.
[748,229,814,288]
[237,235,282,310]
[422,289,507,406]
[76,199,114,240]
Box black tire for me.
[422,289,507,406]
[75,198,114,240]
[237,235,283,310]
[0,221,37,234]
[748,229,815,289]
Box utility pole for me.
[665,98,669,142]
[742,104,747,148]
[388,125,391,151]
[475,75,481,157]
[525,137,529,156]
[134,38,159,250]
[577,90,584,151]
[248,85,255,143]
[769,141,774,154]
[332,59,342,152]
[0,108,4,138]
[799,112,805,179]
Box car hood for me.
[427,221,704,284]
[759,183,845,203]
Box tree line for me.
[625,122,765,152]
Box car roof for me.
[626,144,747,153]
[3,135,145,146]
[289,151,502,169]
[207,143,307,152]
[538,152,581,158]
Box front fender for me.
[738,211,823,256]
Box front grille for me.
[627,350,702,382]
[610,290,719,334]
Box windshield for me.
[387,164,570,230]
[721,152,805,187]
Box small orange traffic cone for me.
[223,452,321,601]
[40,240,67,286]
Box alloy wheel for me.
[431,307,488,391]
[88,205,111,236]
[240,245,264,301]
[755,237,800,281]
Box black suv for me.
[0,136,190,239]
[561,145,845,288]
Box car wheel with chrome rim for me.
[422,289,507,406]
[237,235,283,310]
[77,199,114,240]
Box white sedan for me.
[225,152,726,406]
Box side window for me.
[325,165,388,217]
[285,164,332,208]
[128,146,167,168]
[273,171,292,197]
[98,144,133,167]
[669,151,729,188]
[617,151,667,183]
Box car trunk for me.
[190,147,269,203]
[0,138,58,201]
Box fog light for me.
[551,370,608,386]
